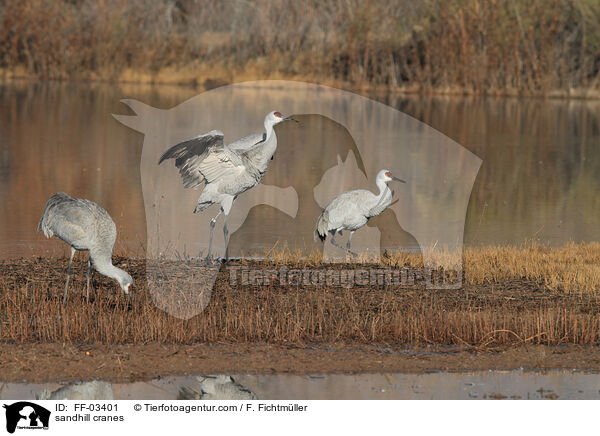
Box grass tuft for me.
[2,242,600,346]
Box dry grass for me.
[464,242,600,293]
[1,0,599,95]
[261,241,600,293]
[2,242,600,346]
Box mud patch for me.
[2,343,600,383]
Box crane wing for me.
[159,130,249,188]
[367,187,392,217]
[38,195,100,249]
[159,130,225,166]
[195,149,245,184]
[227,133,266,152]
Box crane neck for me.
[244,122,277,174]
[264,120,275,142]
[365,176,393,218]
[93,258,125,282]
[376,177,390,199]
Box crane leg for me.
[347,231,354,250]
[223,214,230,262]
[85,259,94,303]
[63,247,76,306]
[346,231,357,258]
[207,210,222,260]
[221,197,235,262]
[330,231,345,251]
[331,231,357,257]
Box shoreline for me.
[2,246,600,381]
[2,248,600,347]
[2,69,600,100]
[1,343,600,383]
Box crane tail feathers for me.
[314,230,326,242]
[314,211,328,242]
[38,192,71,238]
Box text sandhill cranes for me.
[315,169,406,255]
[38,192,133,304]
[158,111,297,260]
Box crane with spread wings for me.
[158,111,297,260]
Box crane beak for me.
[391,176,406,183]
[283,116,299,123]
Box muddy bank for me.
[2,343,600,383]
[2,257,600,346]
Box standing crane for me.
[158,110,297,260]
[314,169,406,254]
[38,192,133,304]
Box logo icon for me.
[113,80,481,319]
[3,402,50,434]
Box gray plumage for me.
[38,192,133,304]
[159,111,297,260]
[37,381,114,400]
[178,376,258,400]
[315,169,406,254]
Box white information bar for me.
[1,400,596,435]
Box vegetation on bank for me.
[1,0,600,95]
[270,241,600,294]
[2,242,600,346]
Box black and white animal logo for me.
[3,402,51,434]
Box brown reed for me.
[2,242,600,346]
[1,0,599,96]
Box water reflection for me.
[388,95,600,246]
[1,81,599,260]
[37,381,114,400]
[178,376,258,400]
[3,371,600,400]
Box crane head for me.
[267,111,298,126]
[382,170,406,184]
[116,270,134,295]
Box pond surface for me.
[2,370,600,400]
[1,80,599,259]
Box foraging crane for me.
[158,111,297,260]
[314,169,406,254]
[38,192,133,305]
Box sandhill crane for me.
[314,169,406,254]
[158,111,297,260]
[37,381,114,400]
[178,375,258,400]
[38,192,133,304]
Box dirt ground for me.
[3,257,600,383]
[2,343,600,383]
[3,257,600,346]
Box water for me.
[1,80,599,259]
[2,370,600,400]
[2,82,598,401]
